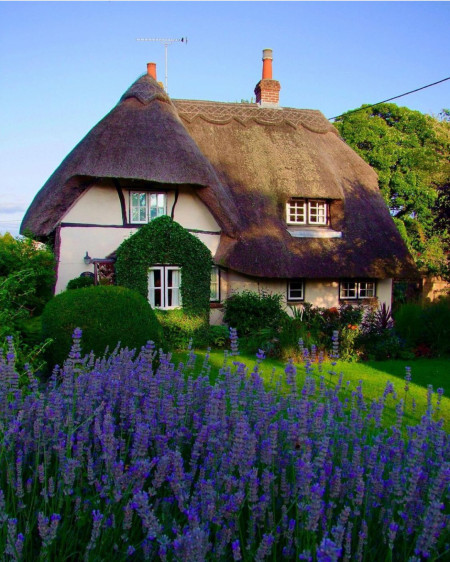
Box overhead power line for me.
[328,76,450,121]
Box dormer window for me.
[286,199,328,226]
[130,192,166,224]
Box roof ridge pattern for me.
[173,99,336,134]
[120,76,172,105]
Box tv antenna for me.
[136,36,187,93]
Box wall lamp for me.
[83,251,92,265]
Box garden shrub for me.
[41,286,162,368]
[393,302,424,349]
[115,216,212,316]
[0,233,55,315]
[207,325,229,348]
[155,309,209,351]
[223,290,284,336]
[66,275,95,290]
[394,296,450,356]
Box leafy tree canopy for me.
[334,103,450,279]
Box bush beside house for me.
[41,285,162,368]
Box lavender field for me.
[0,331,449,561]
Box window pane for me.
[359,282,375,298]
[210,267,219,301]
[168,288,180,307]
[148,269,162,307]
[287,200,306,224]
[288,280,303,300]
[341,281,357,299]
[309,201,327,225]
[148,193,166,221]
[131,192,147,223]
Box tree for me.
[0,233,55,374]
[0,233,55,315]
[335,103,450,279]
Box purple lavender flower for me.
[229,327,239,356]
[317,537,342,562]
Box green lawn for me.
[172,349,450,432]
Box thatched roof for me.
[22,72,417,279]
[173,100,417,278]
[21,75,240,237]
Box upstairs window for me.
[130,192,166,224]
[287,199,328,226]
[340,280,376,300]
[148,266,181,309]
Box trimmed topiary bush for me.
[41,286,162,368]
[223,290,284,336]
[115,216,212,316]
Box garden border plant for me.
[0,331,448,561]
[115,216,213,317]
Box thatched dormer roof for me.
[21,70,417,279]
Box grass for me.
[172,348,450,432]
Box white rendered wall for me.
[211,271,393,325]
[377,278,393,308]
[64,185,123,224]
[57,183,221,293]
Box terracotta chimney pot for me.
[147,62,157,80]
[262,48,273,79]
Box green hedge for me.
[155,309,209,350]
[223,290,285,336]
[115,216,212,316]
[66,276,95,290]
[394,296,450,355]
[41,286,162,368]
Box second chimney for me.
[254,49,281,107]
[147,62,157,80]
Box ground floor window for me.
[287,279,304,301]
[148,266,181,309]
[210,266,220,302]
[340,280,376,300]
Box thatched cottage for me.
[21,50,416,322]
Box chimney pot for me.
[262,48,273,79]
[147,62,157,80]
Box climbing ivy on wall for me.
[115,216,212,316]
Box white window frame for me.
[286,199,328,226]
[148,266,181,309]
[287,279,304,301]
[286,200,307,225]
[210,266,220,302]
[308,201,327,225]
[130,192,167,224]
[340,280,376,300]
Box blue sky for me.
[1,1,449,236]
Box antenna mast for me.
[136,36,187,93]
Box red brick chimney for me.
[147,62,157,79]
[254,49,281,107]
